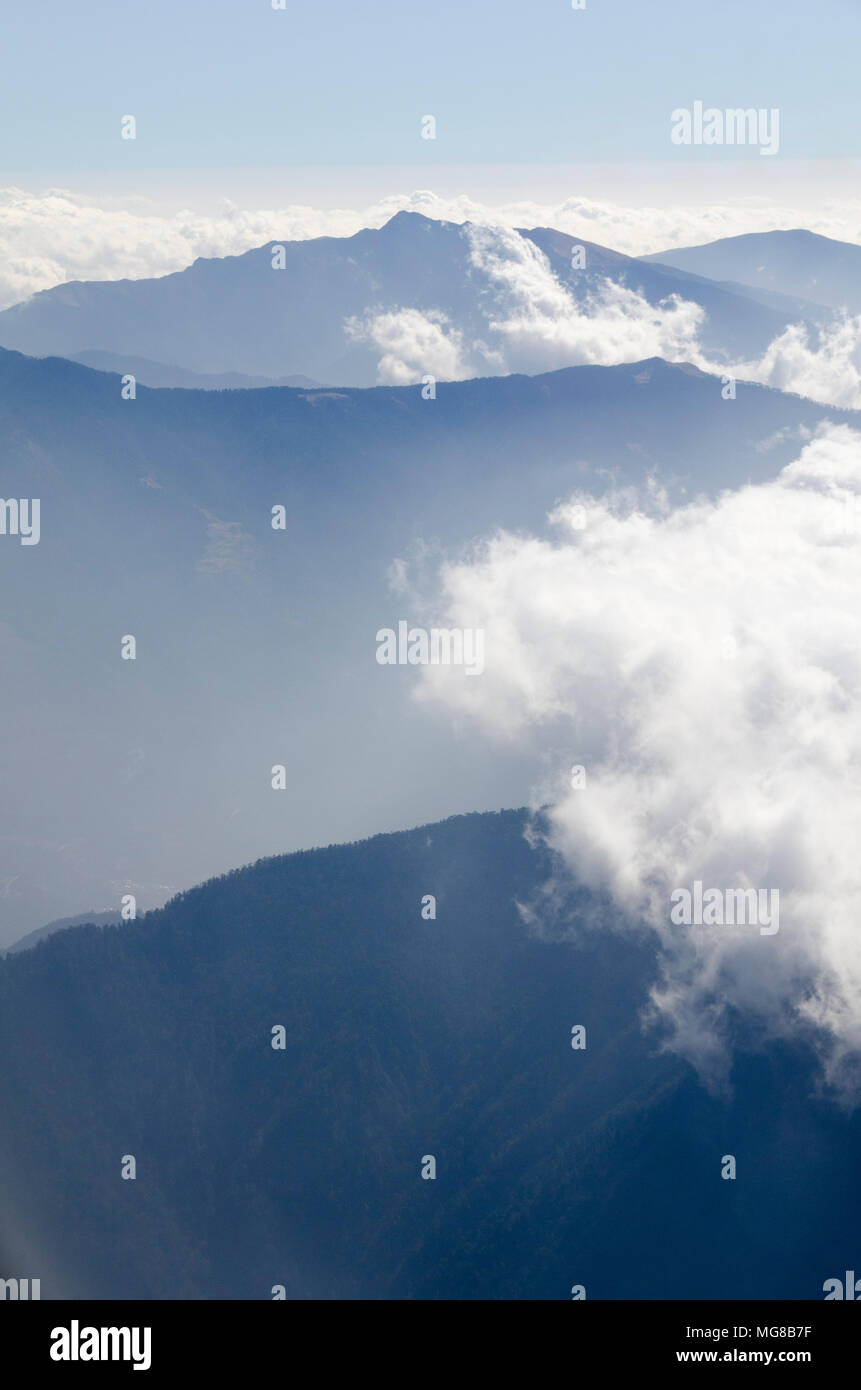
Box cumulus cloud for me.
[344,307,484,384]
[732,314,861,409]
[467,224,706,374]
[2,183,861,310]
[410,424,861,1099]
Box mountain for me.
[0,214,821,385]
[68,351,320,391]
[0,346,854,947]
[642,229,861,315]
[0,808,857,1299]
[2,909,121,957]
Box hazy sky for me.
[3,0,860,185]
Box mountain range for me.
[3,207,861,1301]
[0,213,837,386]
[643,228,861,315]
[68,351,320,391]
[1,345,852,945]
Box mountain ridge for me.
[0,807,857,1299]
[0,344,852,945]
[0,213,820,385]
[642,228,861,314]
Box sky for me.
[2,0,860,180]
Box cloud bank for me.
[411,424,861,1099]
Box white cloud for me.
[412,424,861,1099]
[466,224,706,374]
[0,187,371,311]
[733,314,861,409]
[345,306,481,384]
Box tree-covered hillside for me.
[0,810,857,1299]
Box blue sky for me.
[2,0,860,180]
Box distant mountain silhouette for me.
[69,351,320,391]
[3,909,121,957]
[643,229,861,315]
[0,213,820,384]
[0,809,857,1299]
[0,346,855,945]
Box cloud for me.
[732,314,861,409]
[345,306,481,384]
[0,187,371,311]
[411,424,861,1100]
[466,224,706,373]
[2,184,861,311]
